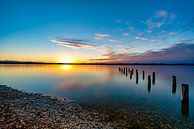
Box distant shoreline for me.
[0,61,194,66]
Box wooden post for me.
[148,75,151,92]
[136,69,138,84]
[128,68,131,73]
[130,70,132,79]
[143,70,145,80]
[131,68,134,74]
[172,75,176,94]
[152,72,155,84]
[182,84,189,102]
[181,84,189,117]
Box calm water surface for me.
[0,64,194,128]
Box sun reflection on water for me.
[60,65,72,70]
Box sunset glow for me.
[58,57,74,63]
[0,0,194,63]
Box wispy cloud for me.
[123,33,129,36]
[146,30,152,33]
[93,37,102,40]
[175,39,194,44]
[89,50,137,62]
[135,36,160,42]
[168,32,177,35]
[108,39,117,42]
[143,10,176,29]
[51,39,96,49]
[155,10,168,17]
[95,33,110,37]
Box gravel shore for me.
[1,85,193,129]
[0,85,111,129]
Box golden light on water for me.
[60,65,72,70]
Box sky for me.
[0,0,194,63]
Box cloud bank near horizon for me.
[90,43,194,63]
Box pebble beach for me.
[0,85,111,129]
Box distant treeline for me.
[0,60,194,65]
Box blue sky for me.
[0,0,194,63]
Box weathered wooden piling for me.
[130,71,133,79]
[131,68,134,74]
[148,75,151,92]
[123,68,125,75]
[143,70,145,80]
[128,68,131,73]
[136,69,138,84]
[181,84,189,102]
[152,72,155,84]
[181,84,189,117]
[172,75,176,94]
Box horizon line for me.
[0,60,194,66]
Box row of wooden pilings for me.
[118,67,189,117]
[118,67,155,90]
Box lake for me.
[0,64,194,128]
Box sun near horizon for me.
[58,57,74,63]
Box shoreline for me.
[1,85,193,129]
[0,85,111,129]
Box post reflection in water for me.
[182,101,189,117]
[118,67,191,117]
